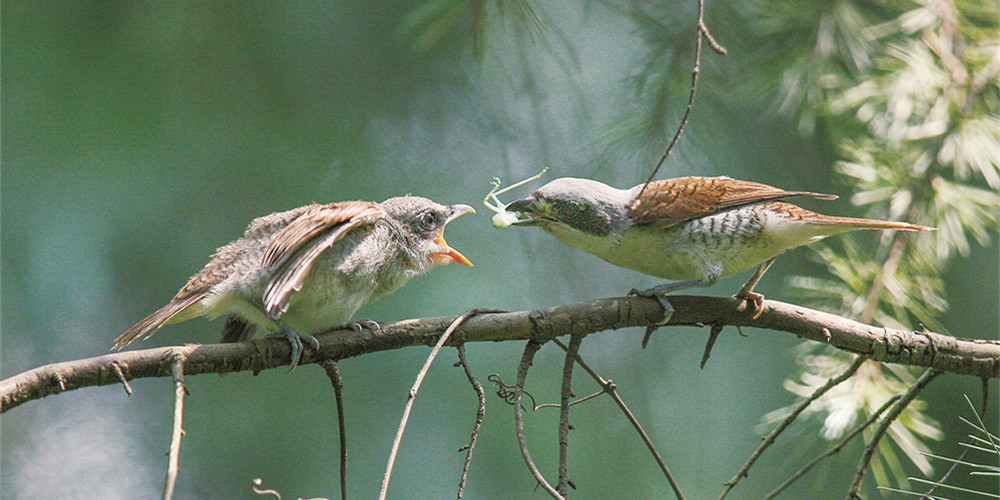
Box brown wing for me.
[629,176,838,227]
[262,200,381,319]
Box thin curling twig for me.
[379,309,497,500]
[719,355,868,499]
[162,354,187,500]
[637,0,726,198]
[764,394,902,499]
[455,343,485,500]
[558,334,583,496]
[534,389,604,410]
[321,359,348,500]
[552,338,686,500]
[514,341,562,498]
[847,368,942,498]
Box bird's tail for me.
[112,294,204,349]
[814,215,934,232]
[772,202,935,233]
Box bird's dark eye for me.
[418,211,436,229]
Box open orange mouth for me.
[428,204,474,266]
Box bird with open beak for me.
[114,196,474,368]
[497,175,932,325]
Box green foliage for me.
[397,0,544,59]
[761,0,998,490]
[880,395,1000,498]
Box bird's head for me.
[506,177,632,239]
[381,196,475,269]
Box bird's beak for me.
[431,204,475,266]
[504,198,542,225]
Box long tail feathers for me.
[825,216,935,232]
[112,294,204,350]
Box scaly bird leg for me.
[630,277,715,348]
[267,325,320,371]
[734,257,777,320]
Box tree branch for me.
[557,334,583,496]
[552,337,686,499]
[847,368,943,498]
[455,343,485,500]
[320,359,348,500]
[720,355,868,499]
[3,295,997,413]
[163,354,187,500]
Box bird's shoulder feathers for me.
[262,200,383,319]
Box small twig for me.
[552,338,686,500]
[698,19,727,55]
[162,354,187,500]
[455,343,485,500]
[847,368,942,498]
[379,309,493,500]
[637,0,726,197]
[641,325,659,349]
[700,323,724,369]
[112,361,133,396]
[720,355,868,499]
[321,359,348,500]
[764,394,902,498]
[558,334,584,496]
[513,341,562,498]
[534,390,604,410]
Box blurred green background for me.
[3,2,997,499]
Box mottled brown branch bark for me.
[3,295,997,413]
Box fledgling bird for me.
[505,176,932,322]
[114,196,474,368]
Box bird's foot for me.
[268,329,320,371]
[629,287,676,348]
[734,290,765,320]
[350,319,381,332]
[629,286,676,325]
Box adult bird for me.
[114,196,474,368]
[505,176,932,324]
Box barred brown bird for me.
[506,176,932,322]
